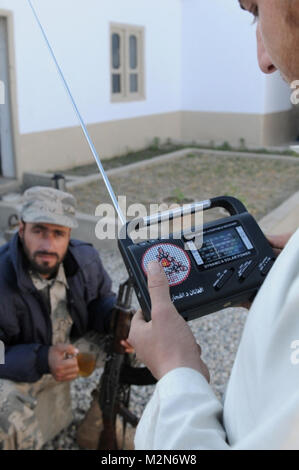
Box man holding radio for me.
[129,0,299,449]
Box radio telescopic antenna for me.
[27,0,126,226]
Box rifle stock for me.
[97,279,156,450]
[99,419,118,450]
[98,279,136,450]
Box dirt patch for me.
[70,152,299,222]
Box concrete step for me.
[0,178,20,197]
[259,191,299,235]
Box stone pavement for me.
[259,190,299,235]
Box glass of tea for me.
[76,350,97,378]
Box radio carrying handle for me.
[123,195,248,240]
[209,196,247,216]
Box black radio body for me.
[118,196,275,322]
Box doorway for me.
[0,16,15,178]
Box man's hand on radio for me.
[120,339,135,354]
[267,233,293,258]
[128,261,210,382]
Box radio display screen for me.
[199,226,251,264]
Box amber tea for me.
[76,352,96,377]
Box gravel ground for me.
[43,151,299,449]
[70,152,299,221]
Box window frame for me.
[110,23,145,103]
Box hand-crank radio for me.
[28,0,275,321]
[118,196,275,321]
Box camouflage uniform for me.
[0,187,107,450]
[0,263,73,449]
[0,264,106,450]
[30,264,73,345]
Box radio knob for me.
[213,268,234,291]
[260,258,275,276]
[238,260,257,281]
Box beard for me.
[21,238,65,277]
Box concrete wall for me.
[181,0,295,146]
[7,0,182,133]
[19,112,182,173]
[182,0,264,114]
[0,0,183,176]
[0,0,296,178]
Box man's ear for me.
[19,220,25,239]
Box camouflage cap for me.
[21,186,78,229]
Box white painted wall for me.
[0,0,292,139]
[264,73,292,114]
[181,0,292,115]
[1,0,182,134]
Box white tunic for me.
[135,228,299,450]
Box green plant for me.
[149,137,161,151]
[218,141,232,151]
[173,188,186,203]
[186,153,197,159]
[125,146,133,156]
[239,138,246,150]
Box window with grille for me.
[110,24,145,102]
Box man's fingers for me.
[131,308,146,325]
[267,233,292,250]
[63,358,78,368]
[128,309,147,346]
[240,301,252,309]
[267,235,284,250]
[54,343,79,358]
[272,248,281,258]
[54,343,68,352]
[120,339,135,353]
[147,261,172,309]
[65,344,79,356]
[57,372,79,382]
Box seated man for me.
[0,186,119,450]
